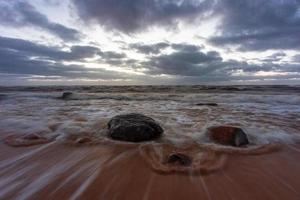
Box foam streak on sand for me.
[0,165,35,197]
[69,164,101,200]
[0,142,55,171]
[17,161,73,200]
[0,142,299,199]
[0,85,300,199]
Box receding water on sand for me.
[0,85,300,199]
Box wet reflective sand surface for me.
[0,142,300,200]
[0,85,300,199]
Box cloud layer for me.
[210,0,300,51]
[73,0,214,32]
[0,1,80,41]
[0,0,299,85]
[0,36,129,81]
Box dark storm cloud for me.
[0,36,129,80]
[72,0,214,32]
[0,36,99,61]
[0,47,82,77]
[129,42,203,55]
[0,46,127,80]
[0,1,80,41]
[261,52,286,62]
[72,0,300,53]
[209,0,300,51]
[130,42,169,54]
[293,54,300,62]
[278,63,300,73]
[0,36,130,69]
[99,51,127,59]
[97,50,128,66]
[171,43,203,52]
[140,44,300,80]
[143,46,223,76]
[1,36,299,84]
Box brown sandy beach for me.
[1,138,300,200]
[0,86,300,200]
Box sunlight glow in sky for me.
[0,0,299,85]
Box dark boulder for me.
[0,94,7,101]
[166,153,192,166]
[196,103,218,106]
[207,126,249,147]
[61,92,73,100]
[107,113,163,142]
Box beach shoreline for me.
[0,85,300,199]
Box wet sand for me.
[1,86,300,199]
[1,139,300,200]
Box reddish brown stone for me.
[207,126,249,147]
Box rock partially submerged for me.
[140,143,227,175]
[107,113,163,142]
[207,126,249,147]
[166,153,192,166]
[196,103,218,106]
[0,94,6,101]
[61,92,73,100]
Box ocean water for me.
[0,85,299,146]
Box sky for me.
[0,0,300,85]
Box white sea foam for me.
[0,86,300,146]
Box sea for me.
[0,85,299,146]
